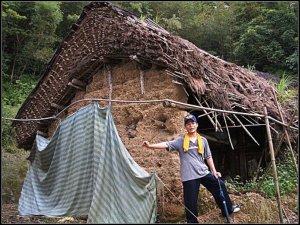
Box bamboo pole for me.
[241,115,255,125]
[183,87,190,97]
[192,94,218,130]
[214,111,218,132]
[225,115,236,125]
[258,110,297,187]
[263,106,284,223]
[139,68,145,95]
[233,114,260,146]
[223,113,234,150]
[197,111,214,118]
[252,147,266,182]
[272,88,298,174]
[163,99,297,130]
[203,99,223,131]
[106,64,112,107]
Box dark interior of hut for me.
[186,91,268,183]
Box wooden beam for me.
[272,88,298,174]
[67,82,84,90]
[263,106,284,223]
[233,114,260,146]
[162,99,297,130]
[192,94,218,131]
[106,64,112,106]
[203,98,223,132]
[71,79,86,87]
[258,110,296,186]
[51,102,64,111]
[139,68,145,95]
[223,113,234,150]
[37,130,48,137]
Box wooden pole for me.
[233,114,260,146]
[272,88,298,174]
[163,99,297,130]
[252,147,265,182]
[139,67,145,95]
[258,110,297,187]
[223,113,234,150]
[263,106,284,223]
[203,99,223,131]
[106,64,112,107]
[192,94,218,130]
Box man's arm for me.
[142,141,168,149]
[206,157,221,178]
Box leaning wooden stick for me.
[222,113,234,150]
[263,106,284,223]
[272,88,298,174]
[257,110,296,186]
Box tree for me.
[22,2,63,76]
[233,6,298,73]
[2,2,34,82]
[2,2,64,80]
[56,2,90,39]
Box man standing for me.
[142,114,240,223]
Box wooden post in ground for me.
[257,110,297,187]
[272,88,298,174]
[263,106,284,223]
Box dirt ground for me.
[1,191,298,224]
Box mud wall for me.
[48,61,188,209]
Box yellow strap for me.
[183,133,204,154]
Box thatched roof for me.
[14,1,297,150]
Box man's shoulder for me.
[200,135,208,143]
[175,136,185,141]
[200,135,207,140]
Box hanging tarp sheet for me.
[18,103,157,223]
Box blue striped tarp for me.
[18,103,157,223]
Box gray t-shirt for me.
[167,135,212,182]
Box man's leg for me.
[182,179,201,223]
[200,173,233,216]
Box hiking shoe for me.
[232,204,240,213]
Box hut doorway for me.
[186,90,268,182]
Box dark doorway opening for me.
[186,89,267,182]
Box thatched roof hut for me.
[14,1,297,192]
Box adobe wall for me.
[48,61,188,211]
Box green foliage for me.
[161,14,182,32]
[247,64,256,71]
[230,150,298,198]
[233,5,298,73]
[2,2,64,81]
[2,75,38,152]
[2,151,30,203]
[2,75,38,106]
[2,104,19,152]
[275,73,297,103]
[285,47,298,73]
[56,1,89,38]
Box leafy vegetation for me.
[275,73,297,103]
[229,149,298,198]
[2,150,30,203]
[2,75,38,153]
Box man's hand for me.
[142,141,150,148]
[213,171,222,178]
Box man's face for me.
[185,120,198,133]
